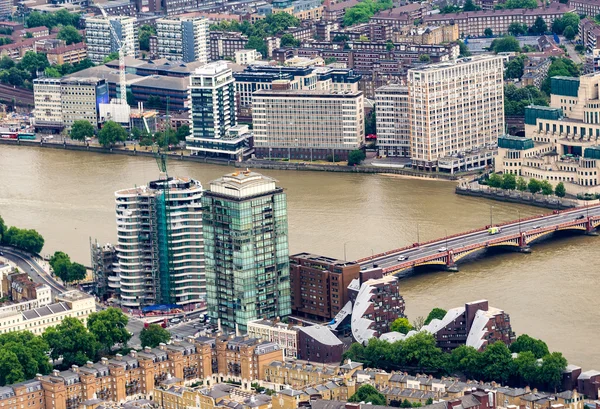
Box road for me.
[0,246,67,295]
[362,205,600,271]
[563,40,582,65]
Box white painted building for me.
[247,319,299,358]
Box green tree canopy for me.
[0,215,6,243]
[496,0,537,9]
[463,0,481,11]
[349,384,386,405]
[17,51,49,79]
[555,182,566,197]
[510,334,550,359]
[504,84,548,116]
[502,173,517,190]
[552,13,579,36]
[348,149,366,166]
[528,178,541,194]
[531,16,548,35]
[479,341,513,384]
[103,52,119,64]
[488,173,503,188]
[390,317,413,334]
[70,120,95,141]
[508,22,528,36]
[176,124,190,141]
[3,227,44,253]
[98,121,127,147]
[419,54,431,62]
[280,33,300,47]
[139,24,156,51]
[424,308,447,325]
[448,345,481,379]
[57,26,82,45]
[0,332,52,385]
[43,317,99,367]
[490,36,520,53]
[343,0,392,27]
[505,55,526,80]
[540,180,554,195]
[140,324,171,348]
[541,58,580,94]
[0,350,24,386]
[457,40,471,57]
[516,177,528,191]
[538,352,567,391]
[484,28,493,37]
[87,308,131,354]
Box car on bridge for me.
[397,255,408,261]
[438,247,447,252]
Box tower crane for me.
[95,3,127,106]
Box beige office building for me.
[252,84,364,161]
[407,55,505,172]
[375,85,410,157]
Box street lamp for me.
[416,223,420,245]
[445,229,449,250]
[518,210,522,235]
[490,205,494,227]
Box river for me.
[1,144,598,369]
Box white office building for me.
[156,17,208,64]
[375,84,410,157]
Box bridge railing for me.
[359,204,600,265]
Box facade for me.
[85,16,138,64]
[289,253,360,321]
[0,336,284,409]
[235,49,261,65]
[393,24,459,45]
[0,273,51,315]
[247,319,299,358]
[375,85,410,157]
[46,42,88,65]
[210,31,247,61]
[252,86,365,160]
[407,56,504,171]
[202,171,291,331]
[154,383,272,409]
[570,0,600,18]
[495,73,600,195]
[60,77,109,130]
[0,290,94,335]
[423,3,575,37]
[297,325,344,364]
[156,17,208,64]
[113,177,204,310]
[370,4,430,30]
[330,268,405,344]
[580,18,600,55]
[33,77,64,132]
[0,0,11,17]
[90,241,118,299]
[521,56,551,88]
[187,62,249,160]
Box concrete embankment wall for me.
[456,187,577,209]
[0,139,461,180]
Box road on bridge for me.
[360,204,600,273]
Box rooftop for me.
[299,325,342,346]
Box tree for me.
[0,215,6,243]
[424,308,447,325]
[44,67,61,78]
[126,91,136,106]
[563,26,576,41]
[386,40,394,51]
[280,33,300,47]
[541,58,580,94]
[510,334,549,359]
[505,55,525,79]
[502,173,517,190]
[516,177,528,191]
[390,317,413,334]
[531,16,548,35]
[139,24,156,51]
[0,332,52,384]
[538,352,567,391]
[349,384,386,405]
[555,182,566,197]
[365,110,376,135]
[70,120,95,141]
[488,173,503,188]
[484,28,493,37]
[140,324,171,348]
[324,57,337,64]
[57,26,82,45]
[508,22,527,36]
[0,56,13,70]
[49,251,71,282]
[246,36,267,58]
[0,350,24,386]
[3,227,44,254]
[348,149,366,166]
[103,52,119,64]
[419,54,431,63]
[540,180,554,195]
[68,262,86,282]
[402,332,447,372]
[457,40,471,57]
[87,308,131,354]
[478,341,513,384]
[448,345,481,379]
[528,178,541,194]
[146,95,163,110]
[512,351,539,386]
[18,51,49,79]
[43,317,98,367]
[176,124,190,141]
[498,0,537,9]
[490,36,520,53]
[463,0,480,11]
[98,121,127,147]
[412,316,425,331]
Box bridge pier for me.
[518,246,531,253]
[445,264,459,272]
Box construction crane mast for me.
[95,4,127,105]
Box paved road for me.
[563,40,582,65]
[362,205,600,271]
[0,246,67,295]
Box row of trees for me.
[342,333,567,390]
[504,84,548,116]
[26,10,80,30]
[69,120,128,147]
[552,12,580,41]
[343,0,393,27]
[486,173,566,197]
[210,13,301,57]
[0,216,44,254]
[0,308,135,386]
[49,251,86,283]
[541,57,580,94]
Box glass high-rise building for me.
[202,170,291,331]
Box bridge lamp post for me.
[417,223,420,245]
[518,210,522,235]
[490,205,494,227]
[445,229,449,251]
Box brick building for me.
[290,253,360,321]
[297,325,344,364]
[370,3,430,30]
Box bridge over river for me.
[357,204,600,277]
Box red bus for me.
[0,132,18,139]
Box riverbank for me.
[456,185,582,209]
[0,138,461,180]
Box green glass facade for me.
[203,186,291,331]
